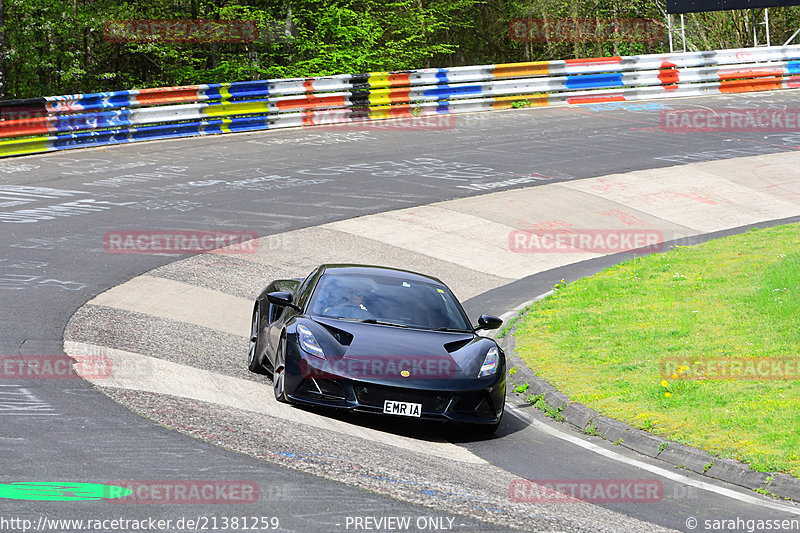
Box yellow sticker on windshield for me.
[437,288,445,293]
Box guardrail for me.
[1,45,799,158]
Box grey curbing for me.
[561,402,600,431]
[766,474,800,501]
[705,458,772,489]
[655,442,716,475]
[543,389,570,411]
[591,417,631,444]
[619,428,670,459]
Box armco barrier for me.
[1,45,799,157]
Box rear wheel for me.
[273,338,288,403]
[247,306,267,374]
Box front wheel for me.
[474,413,502,435]
[474,398,504,435]
[247,307,267,375]
[273,338,288,403]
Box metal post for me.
[680,14,686,53]
[668,14,674,53]
[784,26,800,46]
[0,0,5,99]
[765,8,770,47]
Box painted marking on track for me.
[497,290,553,324]
[506,404,800,515]
[64,341,485,465]
[89,276,251,337]
[0,385,56,416]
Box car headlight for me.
[479,346,499,377]
[297,324,325,359]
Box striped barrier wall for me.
[8,45,799,116]
[2,58,796,139]
[1,45,800,157]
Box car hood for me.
[306,317,496,381]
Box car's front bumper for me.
[283,362,505,425]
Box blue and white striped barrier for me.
[1,45,799,157]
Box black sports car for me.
[247,264,506,432]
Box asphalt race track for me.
[2,90,800,532]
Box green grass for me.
[513,223,800,476]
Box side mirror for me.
[267,291,300,311]
[475,314,503,331]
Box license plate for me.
[383,400,422,418]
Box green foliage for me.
[3,0,478,98]
[512,222,800,477]
[497,302,534,337]
[5,1,800,98]
[526,393,565,421]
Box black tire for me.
[273,338,288,403]
[247,306,268,374]
[475,400,505,435]
[475,414,502,435]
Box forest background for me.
[4,0,800,99]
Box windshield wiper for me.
[431,327,473,333]
[340,318,409,328]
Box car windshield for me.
[308,273,472,331]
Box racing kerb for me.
[63,149,800,505]
[1,45,800,157]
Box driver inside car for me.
[326,279,375,320]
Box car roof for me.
[318,264,446,286]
